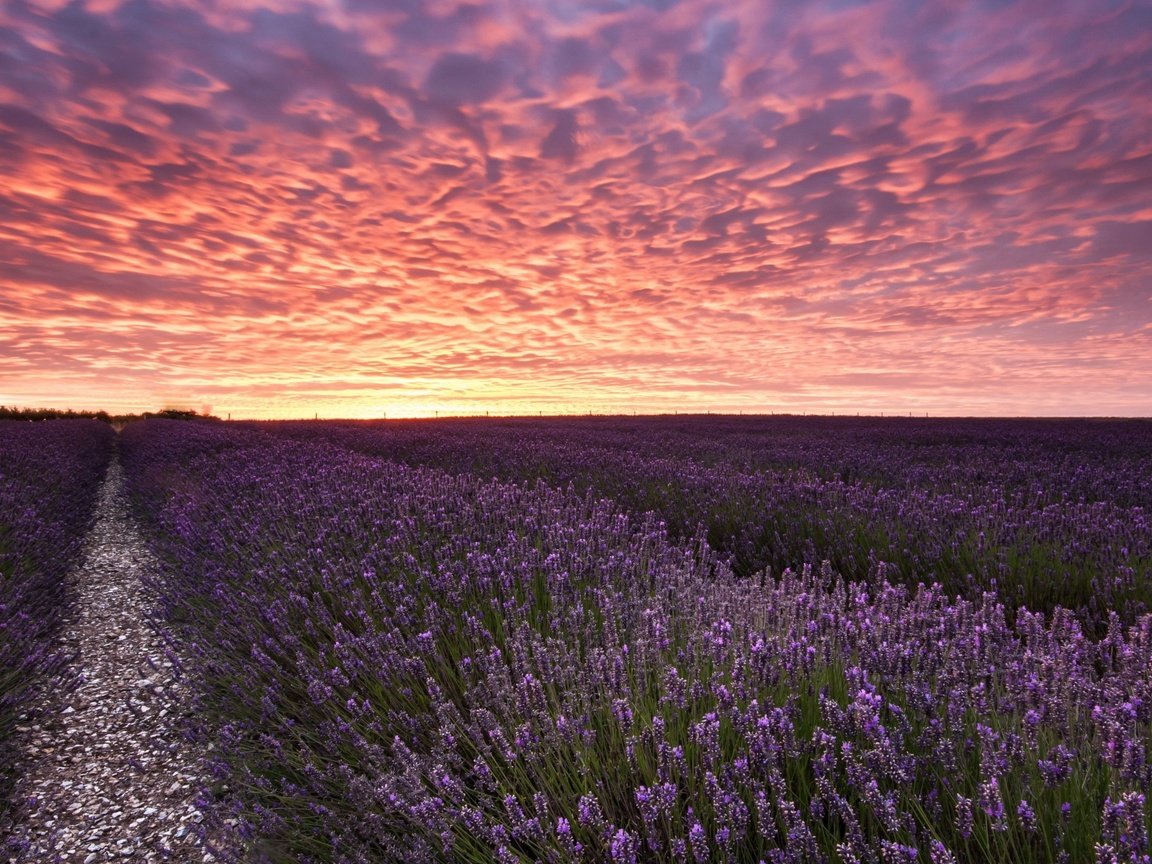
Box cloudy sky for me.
[1,0,1150,418]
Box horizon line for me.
[7,408,1151,423]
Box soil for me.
[0,457,234,863]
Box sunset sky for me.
[1,0,1150,418]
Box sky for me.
[1,0,1150,419]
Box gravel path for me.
[1,458,228,863]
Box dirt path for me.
[0,457,225,863]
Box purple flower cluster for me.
[254,416,1152,632]
[0,419,114,815]
[122,419,1151,863]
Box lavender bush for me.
[0,419,115,815]
[124,419,1151,863]
[254,417,1152,633]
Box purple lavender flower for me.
[979,776,1007,830]
[929,839,959,864]
[1017,798,1037,833]
[1102,792,1149,860]
[1039,745,1076,787]
[689,822,708,864]
[955,795,974,839]
[610,828,639,863]
[577,793,605,830]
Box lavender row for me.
[469,416,1152,508]
[250,416,1152,506]
[124,419,1150,862]
[0,419,115,815]
[250,417,1152,632]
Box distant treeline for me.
[0,406,218,423]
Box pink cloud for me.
[1,0,1150,417]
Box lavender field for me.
[255,416,1152,633]
[106,416,1150,863]
[0,420,115,816]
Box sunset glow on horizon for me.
[1,0,1150,419]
